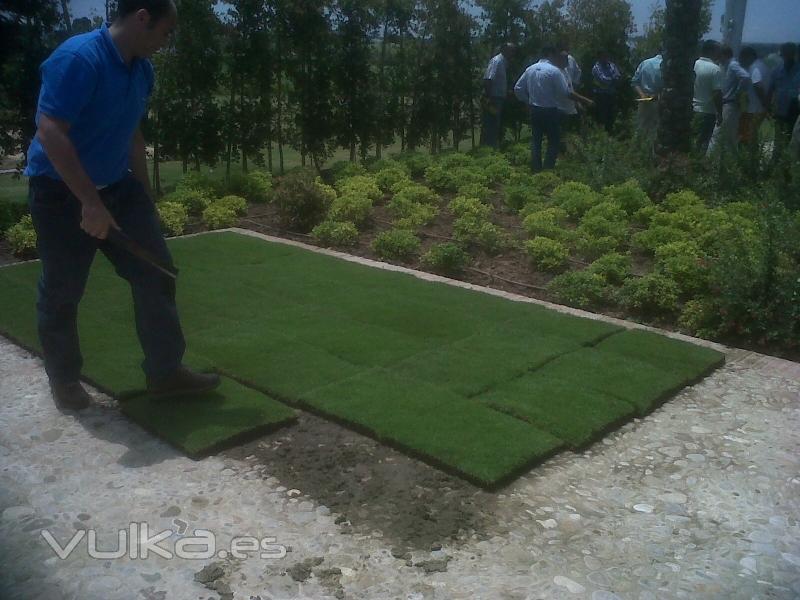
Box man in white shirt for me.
[481,43,515,148]
[631,51,664,140]
[739,46,771,146]
[707,45,750,156]
[693,40,723,153]
[515,47,593,172]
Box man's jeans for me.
[530,106,561,172]
[693,112,717,154]
[29,174,186,385]
[707,103,741,157]
[481,97,505,148]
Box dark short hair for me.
[117,0,174,22]
[541,45,557,58]
[701,39,720,55]
[780,42,798,57]
[740,46,757,61]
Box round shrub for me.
[161,188,212,216]
[653,240,709,296]
[504,185,548,212]
[508,170,536,188]
[664,189,703,211]
[393,183,439,206]
[525,237,569,272]
[530,171,562,196]
[366,158,406,174]
[476,155,513,184]
[421,242,471,275]
[273,169,332,232]
[157,201,189,236]
[633,204,659,226]
[0,200,29,236]
[311,220,359,247]
[375,167,412,193]
[424,164,461,192]
[216,195,248,216]
[176,171,218,196]
[618,273,680,315]
[396,152,434,178]
[631,225,691,255]
[457,182,493,201]
[331,161,367,181]
[587,252,631,285]
[336,175,382,201]
[437,152,475,170]
[225,171,273,203]
[583,201,628,224]
[314,177,338,204]
[202,203,238,230]
[575,235,621,260]
[372,228,421,261]
[677,298,718,336]
[452,166,491,188]
[5,214,37,256]
[547,271,609,309]
[504,142,529,166]
[452,215,508,255]
[328,192,373,226]
[551,182,602,219]
[602,180,651,214]
[522,207,569,239]
[449,196,492,220]
[387,195,439,229]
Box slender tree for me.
[331,0,379,161]
[656,0,704,154]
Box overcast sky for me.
[68,0,798,44]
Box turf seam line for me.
[211,366,563,490]
[482,400,633,452]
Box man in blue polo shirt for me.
[25,0,219,411]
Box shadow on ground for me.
[223,413,514,552]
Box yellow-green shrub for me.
[157,201,189,236]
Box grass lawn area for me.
[0,231,725,488]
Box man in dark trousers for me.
[24,0,220,411]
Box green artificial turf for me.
[0,231,725,487]
[120,377,296,458]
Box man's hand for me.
[81,199,118,239]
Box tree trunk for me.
[60,0,72,33]
[657,0,704,154]
[376,11,390,159]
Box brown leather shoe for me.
[51,381,92,411]
[146,366,221,398]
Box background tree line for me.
[2,0,712,192]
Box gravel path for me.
[1,232,798,600]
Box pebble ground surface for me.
[1,231,799,600]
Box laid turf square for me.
[0,231,726,486]
[187,326,365,399]
[120,376,296,458]
[533,347,698,416]
[389,330,579,397]
[594,329,725,379]
[476,374,637,448]
[299,369,564,487]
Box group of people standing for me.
[481,40,800,172]
[634,40,800,159]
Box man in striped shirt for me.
[481,43,516,149]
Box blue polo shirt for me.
[25,24,154,186]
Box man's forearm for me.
[37,115,102,208]
[130,128,153,199]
